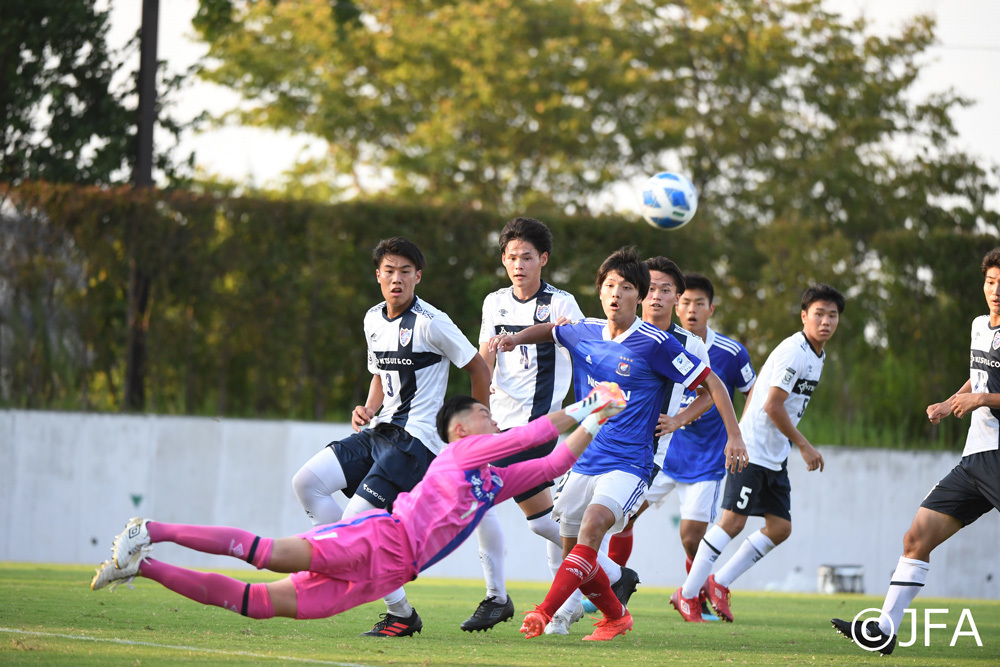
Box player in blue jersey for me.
[489,246,748,641]
[604,268,755,621]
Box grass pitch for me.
[1,563,997,666]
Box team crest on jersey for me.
[535,303,551,321]
[498,308,508,317]
[616,361,631,377]
[399,327,413,347]
[993,331,1000,350]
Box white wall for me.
[2,410,997,599]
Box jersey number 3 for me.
[384,373,394,397]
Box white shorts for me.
[552,469,647,538]
[644,472,723,524]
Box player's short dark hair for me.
[981,247,1000,275]
[372,237,426,271]
[644,256,685,295]
[436,395,480,442]
[498,217,553,257]
[683,273,715,304]
[596,246,650,301]
[801,284,845,314]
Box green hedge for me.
[2,182,994,449]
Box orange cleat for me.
[520,607,552,639]
[582,610,633,641]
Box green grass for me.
[1,563,997,666]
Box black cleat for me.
[360,608,423,637]
[611,567,640,608]
[460,595,515,632]
[831,617,896,656]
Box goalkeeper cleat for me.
[112,517,152,569]
[91,545,151,591]
[359,608,423,637]
[582,610,633,641]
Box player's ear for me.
[414,269,422,285]
[539,251,549,267]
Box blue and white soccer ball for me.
[640,171,698,230]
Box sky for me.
[106,0,1000,203]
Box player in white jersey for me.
[673,283,844,624]
[833,247,1000,656]
[461,217,589,632]
[292,236,491,637]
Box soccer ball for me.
[639,171,698,230]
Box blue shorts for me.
[329,424,435,510]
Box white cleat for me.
[91,545,151,591]
[112,517,151,569]
[544,603,585,635]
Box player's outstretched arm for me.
[928,379,971,424]
[700,371,748,473]
[557,382,627,457]
[488,322,555,353]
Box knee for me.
[902,527,924,558]
[291,466,320,502]
[770,524,791,545]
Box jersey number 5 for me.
[736,486,752,510]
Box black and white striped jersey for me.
[365,296,478,454]
[741,331,825,471]
[965,315,1000,456]
[479,282,584,430]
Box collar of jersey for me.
[798,330,824,359]
[381,295,418,322]
[511,280,547,305]
[602,315,643,342]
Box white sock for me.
[556,588,584,618]
[879,557,929,636]
[547,539,563,578]
[715,530,775,588]
[681,524,731,599]
[383,587,412,617]
[596,533,622,584]
[526,511,561,546]
[343,494,379,520]
[475,508,507,601]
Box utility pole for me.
[124,0,159,411]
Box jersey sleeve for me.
[552,319,586,350]
[735,345,756,393]
[766,339,801,393]
[558,293,586,323]
[478,293,496,345]
[651,334,710,391]
[690,335,711,365]
[364,319,379,375]
[428,311,478,368]
[446,418,561,469]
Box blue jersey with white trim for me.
[665,326,756,482]
[554,317,709,477]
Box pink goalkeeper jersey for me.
[392,416,574,571]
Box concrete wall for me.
[2,410,997,599]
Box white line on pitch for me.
[0,627,378,666]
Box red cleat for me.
[705,575,733,622]
[520,607,552,639]
[582,610,633,641]
[670,588,705,623]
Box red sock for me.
[686,555,693,574]
[538,544,599,617]
[579,563,624,620]
[139,559,275,618]
[147,522,273,569]
[608,529,633,566]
